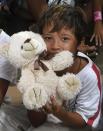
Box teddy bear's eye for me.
[21,45,23,49]
[24,38,31,43]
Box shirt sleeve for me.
[0,30,17,84]
[0,57,17,84]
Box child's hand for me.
[43,96,61,115]
[90,21,103,46]
[78,43,97,53]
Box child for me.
[27,3,102,131]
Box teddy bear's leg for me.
[57,73,81,101]
[22,83,48,110]
[17,69,48,110]
[17,69,36,93]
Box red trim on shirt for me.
[87,64,101,126]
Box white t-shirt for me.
[48,52,102,128]
[74,52,102,128]
[0,29,17,83]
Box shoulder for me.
[77,52,101,83]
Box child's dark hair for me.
[35,3,87,44]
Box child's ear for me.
[0,43,10,58]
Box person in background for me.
[27,3,102,131]
[90,0,103,47]
[75,0,103,47]
[0,29,31,131]
[0,0,47,35]
[26,0,48,22]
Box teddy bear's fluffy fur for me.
[0,31,81,110]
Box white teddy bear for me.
[0,31,81,110]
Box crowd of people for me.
[0,0,103,131]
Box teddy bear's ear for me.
[0,43,10,58]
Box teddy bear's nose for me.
[24,38,31,43]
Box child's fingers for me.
[43,102,52,114]
[98,35,102,46]
[90,34,95,42]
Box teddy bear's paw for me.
[22,84,48,110]
[50,51,74,71]
[57,73,81,100]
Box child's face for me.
[42,25,78,55]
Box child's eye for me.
[43,36,52,41]
[62,37,70,42]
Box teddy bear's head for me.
[0,31,47,68]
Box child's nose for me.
[51,39,61,51]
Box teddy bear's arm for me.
[57,73,81,101]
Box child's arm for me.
[27,109,47,127]
[90,0,103,46]
[93,0,102,13]
[0,78,10,105]
[44,96,86,128]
